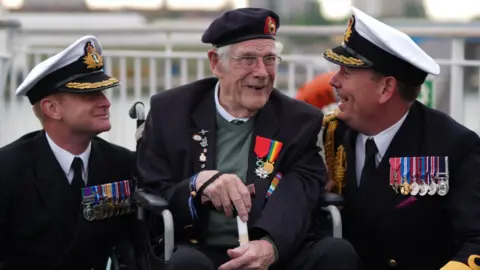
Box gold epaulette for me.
[323,109,347,195]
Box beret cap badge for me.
[264,16,276,35]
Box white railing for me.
[2,24,480,149]
[0,48,328,149]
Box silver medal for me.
[428,182,438,195]
[255,166,269,179]
[200,138,208,148]
[436,157,449,196]
[83,205,95,221]
[418,182,428,196]
[410,182,419,196]
[437,180,449,196]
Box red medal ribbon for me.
[254,136,272,159]
[390,157,401,186]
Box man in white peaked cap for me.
[321,7,480,270]
[0,36,137,270]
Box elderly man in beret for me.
[137,8,362,270]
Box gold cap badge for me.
[83,41,103,69]
[344,16,354,43]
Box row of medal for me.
[81,180,134,221]
[192,129,209,169]
[389,156,449,196]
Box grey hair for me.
[215,40,284,69]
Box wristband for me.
[190,173,199,197]
[197,172,223,198]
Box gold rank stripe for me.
[324,49,365,66]
[65,77,119,90]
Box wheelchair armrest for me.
[320,191,344,207]
[133,189,175,262]
[134,189,169,210]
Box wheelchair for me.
[109,102,344,270]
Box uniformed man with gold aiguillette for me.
[321,7,480,270]
[0,36,136,270]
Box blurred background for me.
[0,0,479,150]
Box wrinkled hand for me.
[195,171,252,222]
[218,240,275,270]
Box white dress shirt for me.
[46,132,91,185]
[355,112,409,185]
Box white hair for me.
[215,40,284,69]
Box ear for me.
[40,97,62,120]
[378,76,396,104]
[207,49,223,78]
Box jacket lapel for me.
[85,141,108,187]
[357,103,424,226]
[190,88,217,174]
[247,100,280,224]
[30,131,78,238]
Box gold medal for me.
[94,204,104,220]
[263,162,274,174]
[107,202,115,217]
[400,182,411,195]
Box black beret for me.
[201,8,280,47]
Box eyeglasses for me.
[227,54,282,68]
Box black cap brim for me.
[58,71,120,93]
[323,45,371,68]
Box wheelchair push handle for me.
[129,102,146,122]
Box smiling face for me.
[209,39,280,115]
[329,66,388,131]
[60,91,111,134]
[41,91,112,136]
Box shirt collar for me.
[214,81,250,123]
[359,110,409,158]
[45,132,91,177]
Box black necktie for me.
[71,157,85,190]
[360,138,378,184]
[231,120,245,125]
